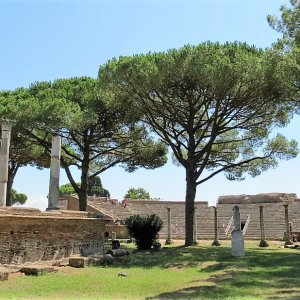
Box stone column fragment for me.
[231,205,245,256]
[165,207,173,245]
[47,136,61,210]
[0,120,14,206]
[212,206,221,246]
[259,206,268,247]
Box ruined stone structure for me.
[0,207,113,265]
[47,135,61,210]
[61,192,299,241]
[0,120,14,206]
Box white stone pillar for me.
[47,135,61,210]
[231,205,245,256]
[165,207,173,245]
[0,120,14,206]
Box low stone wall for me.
[0,207,113,265]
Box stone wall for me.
[105,224,129,239]
[61,193,300,241]
[0,207,113,265]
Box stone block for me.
[20,266,57,276]
[107,249,131,257]
[0,267,9,281]
[86,254,114,266]
[69,257,85,268]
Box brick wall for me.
[0,207,113,265]
[61,193,299,241]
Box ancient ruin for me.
[231,205,245,256]
[0,126,299,268]
[60,192,299,243]
[0,120,14,206]
[0,207,113,265]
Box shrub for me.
[125,214,163,250]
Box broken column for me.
[165,207,173,245]
[0,120,14,207]
[284,204,293,246]
[47,135,61,210]
[231,205,245,256]
[259,206,268,247]
[212,206,221,246]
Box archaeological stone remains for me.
[231,205,245,256]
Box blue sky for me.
[1,0,299,210]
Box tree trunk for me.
[78,190,87,211]
[6,163,19,206]
[62,158,89,211]
[78,160,89,211]
[185,167,197,246]
[6,174,14,206]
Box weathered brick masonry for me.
[63,193,300,241]
[0,207,113,265]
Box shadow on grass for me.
[111,244,300,299]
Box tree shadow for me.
[111,244,300,299]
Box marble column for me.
[284,204,293,245]
[259,206,268,247]
[212,206,221,246]
[193,207,198,245]
[0,120,14,206]
[165,207,173,245]
[47,136,61,210]
[231,205,245,256]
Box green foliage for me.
[100,42,297,183]
[59,176,110,197]
[24,77,166,210]
[100,42,298,245]
[87,176,110,197]
[59,183,76,197]
[0,90,52,205]
[0,76,167,211]
[268,0,300,47]
[125,214,163,250]
[125,187,150,199]
[268,1,300,113]
[11,189,27,205]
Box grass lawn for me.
[1,240,300,299]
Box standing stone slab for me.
[231,205,245,256]
[231,230,245,256]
